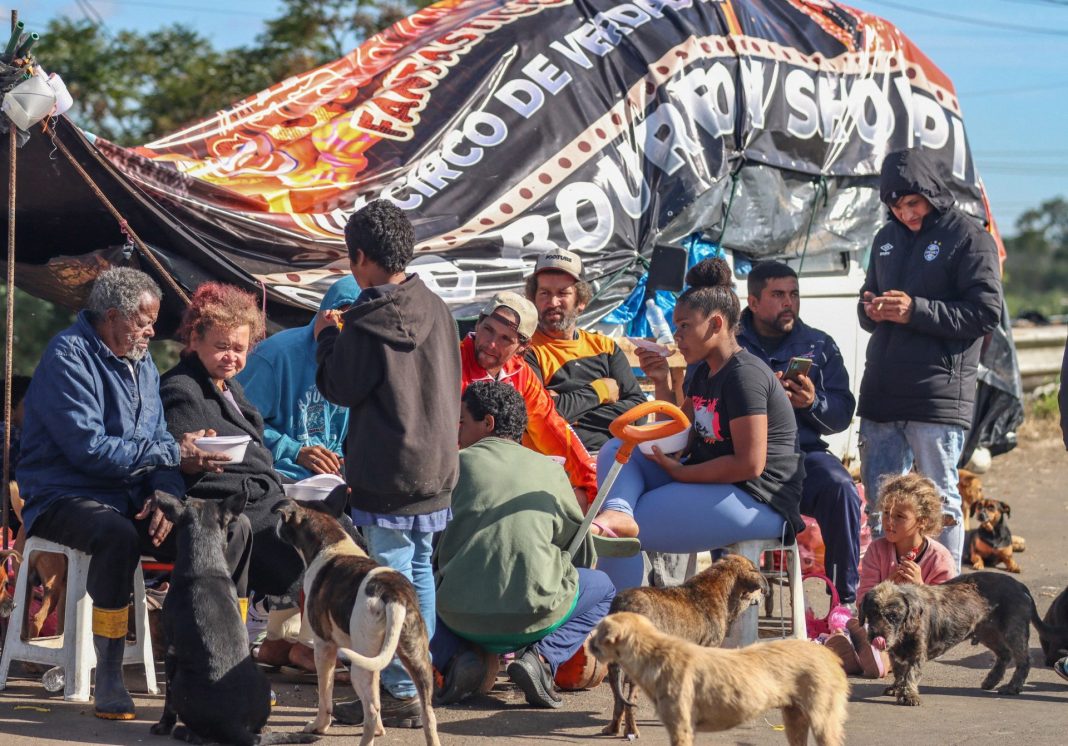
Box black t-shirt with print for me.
[686,349,805,537]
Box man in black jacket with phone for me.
[857,148,1003,571]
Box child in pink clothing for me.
[825,473,958,677]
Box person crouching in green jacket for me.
[433,381,616,708]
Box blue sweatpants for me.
[595,439,787,592]
[431,568,615,675]
[799,449,862,603]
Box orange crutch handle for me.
[608,401,690,464]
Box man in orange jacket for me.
[460,291,597,505]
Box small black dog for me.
[1041,585,1068,666]
[151,492,318,745]
[860,572,1068,706]
[967,499,1022,573]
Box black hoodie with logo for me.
[316,275,461,515]
[857,149,1002,429]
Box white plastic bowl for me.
[194,435,252,464]
[283,473,346,501]
[637,429,690,456]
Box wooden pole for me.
[2,8,17,551]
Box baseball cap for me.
[480,291,538,341]
[534,248,583,281]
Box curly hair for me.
[877,473,944,537]
[178,282,264,349]
[344,199,415,272]
[461,381,528,442]
[86,267,161,322]
[677,257,740,332]
[523,271,593,307]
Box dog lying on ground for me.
[590,612,848,746]
[859,572,1068,705]
[967,499,1025,573]
[601,554,768,739]
[274,496,440,746]
[150,492,317,745]
[1040,585,1068,666]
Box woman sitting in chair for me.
[160,283,313,671]
[591,258,806,591]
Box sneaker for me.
[507,647,563,709]
[1054,657,1068,683]
[332,690,423,728]
[823,632,862,675]
[434,650,484,706]
[847,617,887,679]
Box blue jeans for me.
[431,568,616,676]
[361,525,436,699]
[858,419,965,570]
[595,439,787,591]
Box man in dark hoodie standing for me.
[857,148,1002,571]
[316,199,461,727]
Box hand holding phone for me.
[783,356,813,382]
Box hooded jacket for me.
[236,277,361,480]
[316,275,461,515]
[857,149,1002,428]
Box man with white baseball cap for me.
[459,289,597,503]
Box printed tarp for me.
[6,0,1000,329]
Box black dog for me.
[967,499,1022,573]
[1041,585,1068,666]
[151,492,318,745]
[860,572,1068,705]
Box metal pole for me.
[2,8,18,551]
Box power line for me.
[867,0,1068,36]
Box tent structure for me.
[4,0,1005,330]
[0,0,1022,457]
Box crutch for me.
[568,400,691,559]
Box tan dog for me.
[603,554,768,738]
[274,498,440,746]
[590,613,848,746]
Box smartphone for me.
[783,356,813,382]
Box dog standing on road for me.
[859,572,1068,706]
[591,612,848,746]
[150,492,317,745]
[274,498,440,746]
[1040,585,1068,666]
[601,554,768,739]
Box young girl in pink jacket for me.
[826,473,957,677]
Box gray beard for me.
[541,310,579,335]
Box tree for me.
[1002,197,1068,317]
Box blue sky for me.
[16,0,1068,234]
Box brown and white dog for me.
[859,573,1068,705]
[968,499,1024,573]
[273,497,440,746]
[601,554,768,739]
[590,612,848,746]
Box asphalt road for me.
[2,436,1066,745]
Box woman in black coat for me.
[160,283,309,668]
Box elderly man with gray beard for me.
[17,268,252,722]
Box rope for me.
[2,9,17,551]
[796,176,828,276]
[44,121,190,306]
[717,171,741,250]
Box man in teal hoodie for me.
[237,276,361,480]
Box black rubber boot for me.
[93,632,135,720]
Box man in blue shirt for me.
[18,268,251,721]
[737,261,862,606]
[237,275,361,480]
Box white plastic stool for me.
[0,536,158,701]
[722,538,806,647]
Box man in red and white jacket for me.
[460,291,597,506]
